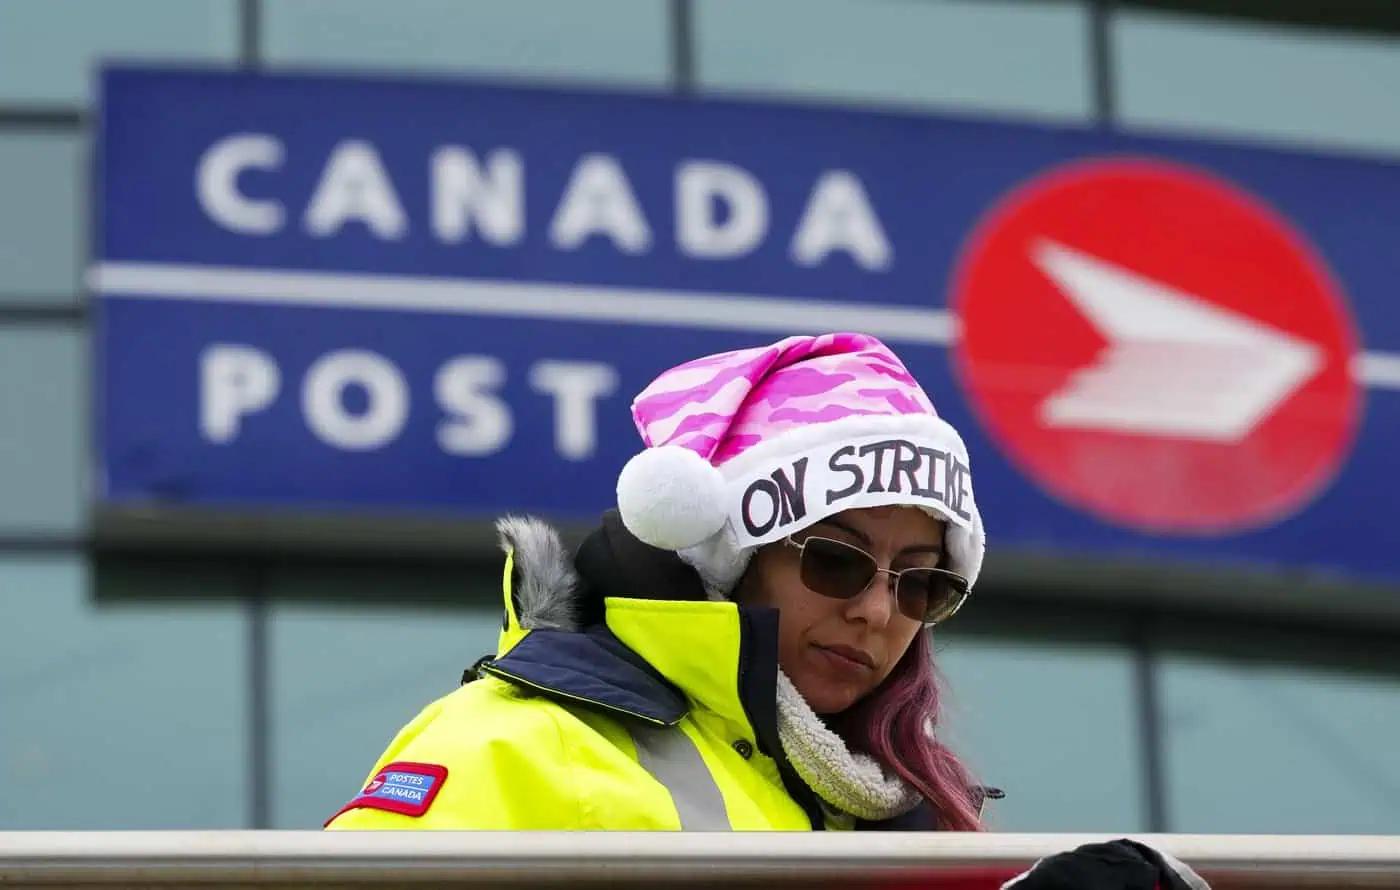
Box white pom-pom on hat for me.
[617,445,728,551]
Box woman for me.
[326,332,988,831]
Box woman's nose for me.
[845,570,896,627]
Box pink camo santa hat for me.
[616,332,985,602]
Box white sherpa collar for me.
[776,669,923,821]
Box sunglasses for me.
[782,535,970,625]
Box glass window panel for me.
[0,326,85,535]
[1115,11,1400,156]
[696,0,1092,121]
[936,634,1146,831]
[267,565,501,828]
[262,0,669,88]
[1161,637,1400,833]
[0,133,83,302]
[0,556,248,828]
[0,0,239,107]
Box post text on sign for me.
[199,344,618,460]
[196,136,893,270]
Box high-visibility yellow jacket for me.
[325,514,938,831]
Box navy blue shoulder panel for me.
[482,626,689,726]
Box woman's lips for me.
[812,643,876,672]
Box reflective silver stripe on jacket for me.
[627,724,732,830]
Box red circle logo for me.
[952,159,1360,533]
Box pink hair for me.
[835,631,984,830]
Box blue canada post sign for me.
[95,67,1400,584]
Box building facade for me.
[3,0,1400,832]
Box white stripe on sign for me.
[86,261,1400,390]
[1354,351,1400,391]
[88,262,958,346]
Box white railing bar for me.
[3,832,1399,885]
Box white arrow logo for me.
[1031,239,1323,442]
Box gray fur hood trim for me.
[495,515,581,633]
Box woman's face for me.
[738,505,944,715]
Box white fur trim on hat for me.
[616,444,728,551]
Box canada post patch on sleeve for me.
[327,762,447,824]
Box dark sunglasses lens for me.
[896,569,970,624]
[799,538,877,600]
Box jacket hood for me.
[488,512,783,736]
[499,509,710,636]
[484,513,697,726]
